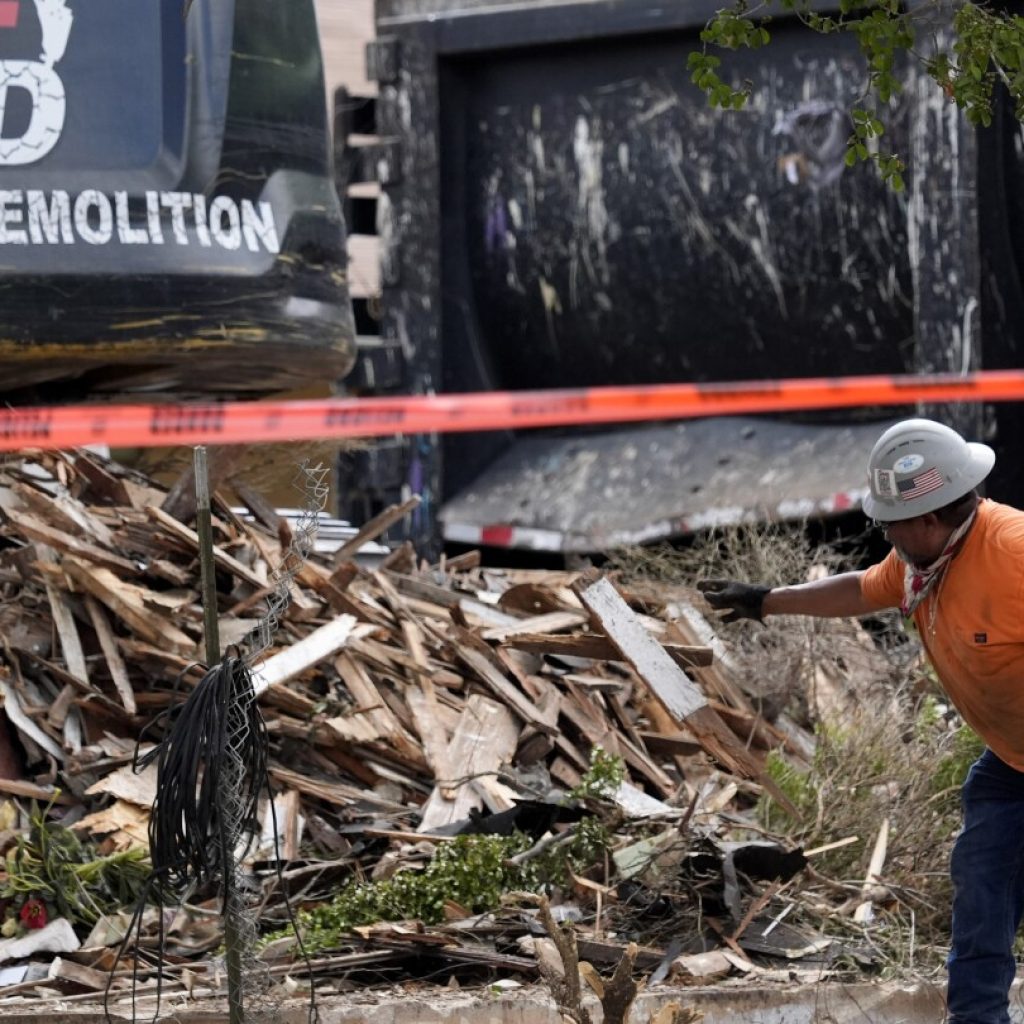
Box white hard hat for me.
[862,418,995,522]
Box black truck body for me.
[0,0,355,399]
[338,0,1024,552]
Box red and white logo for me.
[0,0,73,165]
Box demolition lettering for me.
[0,190,280,252]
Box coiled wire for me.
[138,655,265,901]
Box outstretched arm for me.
[762,571,876,618]
[699,571,880,621]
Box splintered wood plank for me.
[144,505,266,589]
[47,957,110,993]
[559,682,675,798]
[370,567,415,619]
[579,577,796,815]
[251,614,359,696]
[84,596,136,715]
[12,481,116,547]
[225,510,320,621]
[456,598,523,629]
[269,764,408,812]
[333,652,427,768]
[335,650,400,737]
[9,510,140,576]
[62,558,195,656]
[406,688,454,788]
[276,789,302,862]
[665,596,755,711]
[667,598,805,756]
[440,550,482,573]
[481,610,589,642]
[448,626,556,733]
[0,680,64,762]
[147,558,194,587]
[638,730,703,757]
[352,637,460,688]
[10,646,130,727]
[379,540,416,573]
[855,817,890,924]
[258,681,319,719]
[504,632,713,669]
[401,618,450,784]
[46,684,76,731]
[418,694,518,832]
[384,571,460,608]
[229,476,291,541]
[330,495,421,566]
[0,778,74,805]
[642,696,706,779]
[44,582,88,685]
[298,564,391,625]
[580,581,711,720]
[73,453,132,506]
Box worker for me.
[698,417,1024,1024]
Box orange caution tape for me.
[2,369,1024,452]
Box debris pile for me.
[0,449,961,1010]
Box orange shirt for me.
[861,499,1024,770]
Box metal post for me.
[195,447,221,667]
[194,446,245,1024]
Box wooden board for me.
[579,578,797,815]
[418,694,518,832]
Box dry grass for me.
[606,522,916,728]
[763,697,978,975]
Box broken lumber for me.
[505,631,713,669]
[251,615,360,696]
[579,578,797,816]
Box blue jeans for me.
[948,749,1024,1024]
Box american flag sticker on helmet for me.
[897,467,944,500]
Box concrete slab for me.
[0,977,988,1024]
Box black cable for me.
[137,655,265,900]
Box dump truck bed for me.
[440,417,893,552]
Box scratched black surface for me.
[444,26,914,391]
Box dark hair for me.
[933,488,979,527]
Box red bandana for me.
[900,510,976,617]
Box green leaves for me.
[571,746,626,802]
[688,5,772,110]
[689,0,1024,191]
[266,825,615,954]
[267,833,536,952]
[687,51,750,110]
[854,8,914,103]
[700,8,772,50]
[845,106,905,190]
[945,3,1024,126]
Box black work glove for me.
[697,579,772,624]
